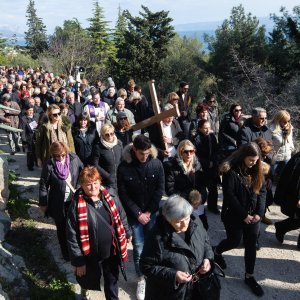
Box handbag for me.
[192,261,225,300]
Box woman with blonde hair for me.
[93,124,123,190]
[268,110,294,177]
[164,139,207,229]
[167,92,180,107]
[214,142,266,297]
[35,104,75,166]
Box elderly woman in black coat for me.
[140,195,214,300]
[274,151,300,249]
[72,113,100,166]
[39,141,83,261]
[93,123,123,190]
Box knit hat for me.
[116,111,127,119]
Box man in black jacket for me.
[237,107,272,147]
[117,135,165,300]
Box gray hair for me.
[252,107,266,117]
[162,195,193,222]
[66,91,74,98]
[115,97,125,106]
[129,91,141,102]
[1,93,11,102]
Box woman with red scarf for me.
[39,141,83,261]
[219,103,243,159]
[67,166,132,300]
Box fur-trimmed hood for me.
[122,143,158,163]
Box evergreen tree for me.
[206,5,267,83]
[112,5,128,85]
[24,0,48,59]
[117,6,175,84]
[0,34,7,51]
[87,1,116,70]
[269,6,300,80]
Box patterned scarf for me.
[77,186,128,262]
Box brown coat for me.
[35,116,75,163]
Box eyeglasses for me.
[105,132,114,137]
[234,109,242,112]
[118,117,127,120]
[51,112,61,117]
[183,149,195,154]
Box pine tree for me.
[25,0,48,59]
[87,1,116,69]
[0,34,7,51]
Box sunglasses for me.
[208,100,216,103]
[118,117,127,120]
[234,109,242,112]
[51,112,61,117]
[105,132,114,137]
[183,149,195,154]
[172,98,179,101]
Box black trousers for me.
[77,255,119,300]
[276,217,300,234]
[216,221,260,274]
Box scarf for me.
[54,154,70,180]
[77,186,128,262]
[49,123,68,145]
[101,135,118,149]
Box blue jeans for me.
[129,214,156,277]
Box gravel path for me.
[4,142,300,300]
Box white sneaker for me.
[136,279,146,300]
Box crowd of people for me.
[0,65,299,300]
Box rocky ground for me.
[1,139,300,300]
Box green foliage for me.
[5,170,74,299]
[207,5,267,82]
[269,6,300,80]
[87,0,117,73]
[6,225,74,299]
[1,52,39,69]
[115,5,175,86]
[0,33,7,51]
[159,34,208,100]
[25,0,48,59]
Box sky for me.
[1,0,300,35]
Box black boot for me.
[297,234,300,250]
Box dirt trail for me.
[5,145,300,300]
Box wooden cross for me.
[131,80,180,150]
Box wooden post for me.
[130,80,180,150]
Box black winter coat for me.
[93,138,123,188]
[218,113,241,151]
[117,144,165,220]
[164,156,205,201]
[39,153,84,221]
[67,188,132,267]
[221,164,266,224]
[274,151,300,217]
[72,124,100,165]
[140,213,214,300]
[237,118,272,147]
[19,113,39,151]
[193,132,219,171]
